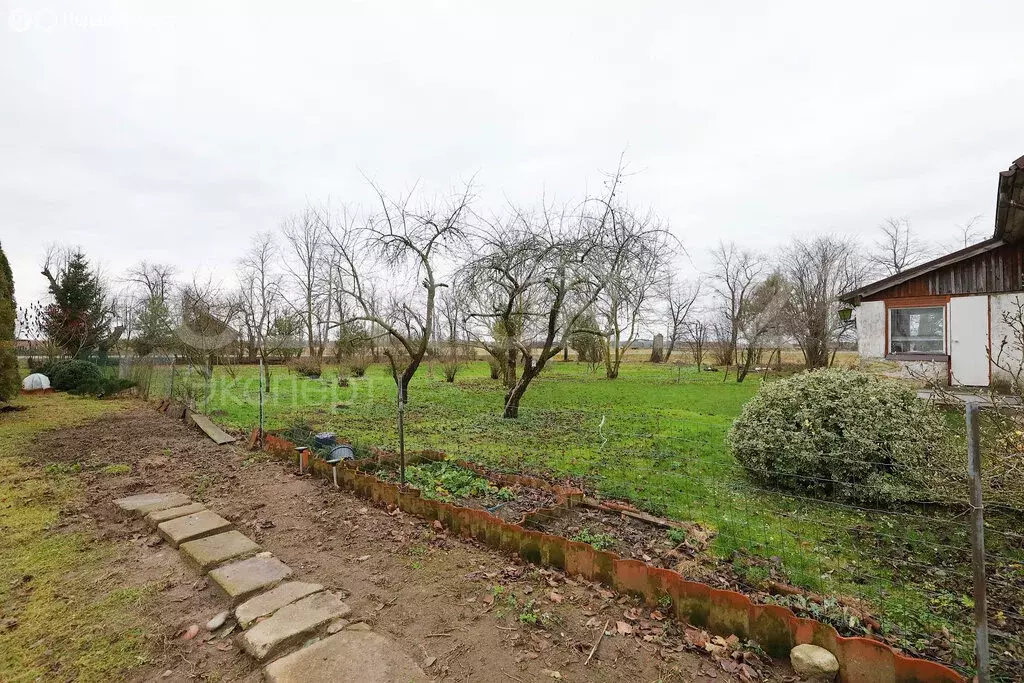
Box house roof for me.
[841,153,1024,304]
[839,237,1006,302]
[995,153,1024,242]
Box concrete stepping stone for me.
[263,630,426,682]
[238,591,351,661]
[157,510,233,548]
[145,502,206,527]
[209,555,293,605]
[235,581,324,629]
[114,492,191,517]
[180,530,260,571]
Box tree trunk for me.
[503,361,539,418]
[736,347,756,383]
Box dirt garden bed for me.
[372,458,563,523]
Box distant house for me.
[841,154,1024,387]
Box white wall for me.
[989,293,1024,384]
[856,300,886,358]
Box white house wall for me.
[989,293,1024,384]
[856,300,886,358]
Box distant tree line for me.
[16,160,985,412]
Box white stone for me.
[790,643,839,680]
[206,610,230,631]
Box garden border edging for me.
[257,431,963,683]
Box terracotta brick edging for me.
[258,432,963,683]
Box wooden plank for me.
[189,413,237,445]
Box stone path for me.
[114,491,427,681]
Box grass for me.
[0,393,156,682]
[157,358,1018,675]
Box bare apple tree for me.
[596,206,672,379]
[326,183,473,403]
[461,173,638,417]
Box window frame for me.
[887,305,947,356]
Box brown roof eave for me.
[839,237,1005,304]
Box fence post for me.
[258,357,264,448]
[397,380,406,486]
[168,359,176,401]
[965,402,990,683]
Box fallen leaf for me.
[216,641,233,652]
[616,621,633,635]
[547,591,563,604]
[684,628,709,648]
[424,656,437,668]
[739,663,759,681]
[482,593,494,606]
[623,607,641,621]
[650,610,665,621]
[432,520,443,531]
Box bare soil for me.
[34,403,796,682]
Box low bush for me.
[287,357,322,378]
[727,368,954,505]
[346,353,371,378]
[49,360,103,392]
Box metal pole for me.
[168,359,176,401]
[398,380,406,487]
[965,402,990,683]
[258,357,265,449]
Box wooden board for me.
[188,413,237,445]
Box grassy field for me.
[0,394,155,682]
[151,358,1018,675]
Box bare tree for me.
[238,232,285,391]
[662,277,701,363]
[462,172,629,417]
[707,242,763,368]
[177,276,240,379]
[326,183,473,405]
[458,208,549,394]
[947,214,986,251]
[735,273,788,382]
[868,217,930,277]
[281,207,335,363]
[125,262,177,357]
[781,236,865,369]
[596,206,672,379]
[682,319,710,368]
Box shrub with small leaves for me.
[727,368,955,505]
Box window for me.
[889,306,945,354]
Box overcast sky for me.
[2,0,1022,307]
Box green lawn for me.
[156,359,1017,676]
[0,394,155,682]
